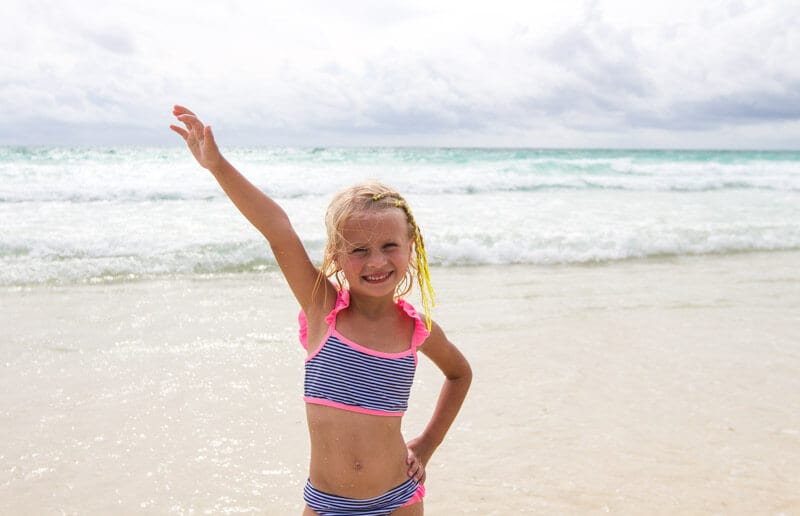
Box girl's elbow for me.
[451,358,473,386]
[462,361,473,387]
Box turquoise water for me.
[1,146,799,285]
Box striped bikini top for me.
[298,290,430,417]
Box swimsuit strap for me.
[324,289,351,326]
[299,290,430,350]
[396,297,431,349]
[298,290,349,349]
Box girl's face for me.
[335,208,412,298]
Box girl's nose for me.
[366,250,387,267]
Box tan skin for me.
[170,106,472,514]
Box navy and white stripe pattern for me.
[305,334,416,415]
[304,477,420,516]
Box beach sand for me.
[2,251,799,514]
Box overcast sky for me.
[2,0,799,148]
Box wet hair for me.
[320,181,435,329]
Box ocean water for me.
[1,146,799,286]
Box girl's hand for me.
[406,447,426,484]
[169,105,225,171]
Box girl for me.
[170,106,472,515]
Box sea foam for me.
[1,147,799,285]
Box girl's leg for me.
[302,505,320,516]
[392,501,423,515]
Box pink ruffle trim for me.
[298,290,430,350]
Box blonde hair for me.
[320,181,435,329]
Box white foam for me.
[1,147,799,284]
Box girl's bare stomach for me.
[305,404,411,498]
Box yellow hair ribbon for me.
[414,226,436,331]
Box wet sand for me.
[2,252,799,514]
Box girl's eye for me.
[351,247,367,254]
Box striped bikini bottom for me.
[303,477,425,516]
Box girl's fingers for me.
[177,113,201,128]
[169,125,189,140]
[407,459,423,480]
[176,115,206,141]
[172,104,197,117]
[173,108,210,145]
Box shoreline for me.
[3,246,800,292]
[2,251,799,514]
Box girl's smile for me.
[363,271,393,283]
[336,209,412,296]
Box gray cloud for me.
[82,28,136,55]
[677,86,800,125]
[2,1,800,148]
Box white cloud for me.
[1,0,799,148]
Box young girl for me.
[170,105,472,515]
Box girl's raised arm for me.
[169,105,333,312]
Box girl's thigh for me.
[392,501,423,515]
